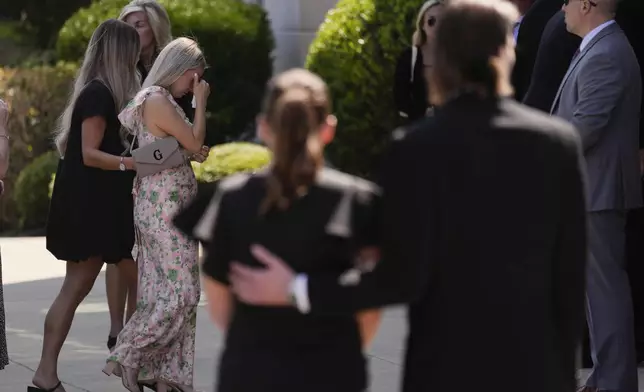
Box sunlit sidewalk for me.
[0,237,405,392]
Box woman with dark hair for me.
[224,1,588,392]
[176,68,382,392]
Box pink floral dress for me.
[107,86,200,391]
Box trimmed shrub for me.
[13,150,60,230]
[0,62,75,231]
[56,0,274,145]
[192,142,271,184]
[49,173,56,199]
[306,0,418,176]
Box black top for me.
[197,168,380,392]
[394,47,431,123]
[138,62,195,122]
[303,95,588,392]
[46,80,135,263]
[522,11,581,112]
[615,2,644,148]
[511,0,563,102]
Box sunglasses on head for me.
[563,0,597,6]
[427,16,437,27]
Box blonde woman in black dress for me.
[0,98,10,371]
[31,20,141,392]
[394,0,445,123]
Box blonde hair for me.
[142,37,206,90]
[54,19,141,155]
[119,0,172,58]
[412,0,445,47]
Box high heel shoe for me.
[103,361,141,392]
[27,381,63,391]
[138,382,157,391]
[107,335,117,351]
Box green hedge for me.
[14,150,60,230]
[56,0,274,145]
[192,142,271,183]
[306,0,418,176]
[0,62,75,231]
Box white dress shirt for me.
[579,19,615,52]
[513,15,524,42]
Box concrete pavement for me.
[0,237,405,392]
[3,237,644,391]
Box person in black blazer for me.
[521,11,581,112]
[227,1,589,392]
[393,0,444,124]
[616,0,644,364]
[510,0,563,102]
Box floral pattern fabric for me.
[108,86,200,391]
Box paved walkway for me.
[3,237,644,391]
[0,237,405,392]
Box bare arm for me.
[357,309,382,349]
[202,275,233,332]
[143,94,207,154]
[81,116,134,171]
[143,76,210,154]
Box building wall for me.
[245,0,338,72]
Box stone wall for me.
[245,0,338,72]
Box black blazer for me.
[511,0,564,102]
[394,47,430,123]
[615,1,644,148]
[305,94,588,392]
[522,11,581,112]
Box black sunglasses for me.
[563,0,597,6]
[427,16,437,27]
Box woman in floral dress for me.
[103,37,210,392]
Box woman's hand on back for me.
[193,73,210,108]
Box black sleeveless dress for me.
[46,80,135,263]
[176,167,381,392]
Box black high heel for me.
[139,382,157,391]
[107,335,117,351]
[28,381,63,391]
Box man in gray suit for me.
[552,0,642,391]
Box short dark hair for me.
[429,0,519,105]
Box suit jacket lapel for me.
[550,22,621,114]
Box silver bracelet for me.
[0,134,9,141]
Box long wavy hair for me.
[54,19,141,155]
[119,0,173,61]
[142,37,206,91]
